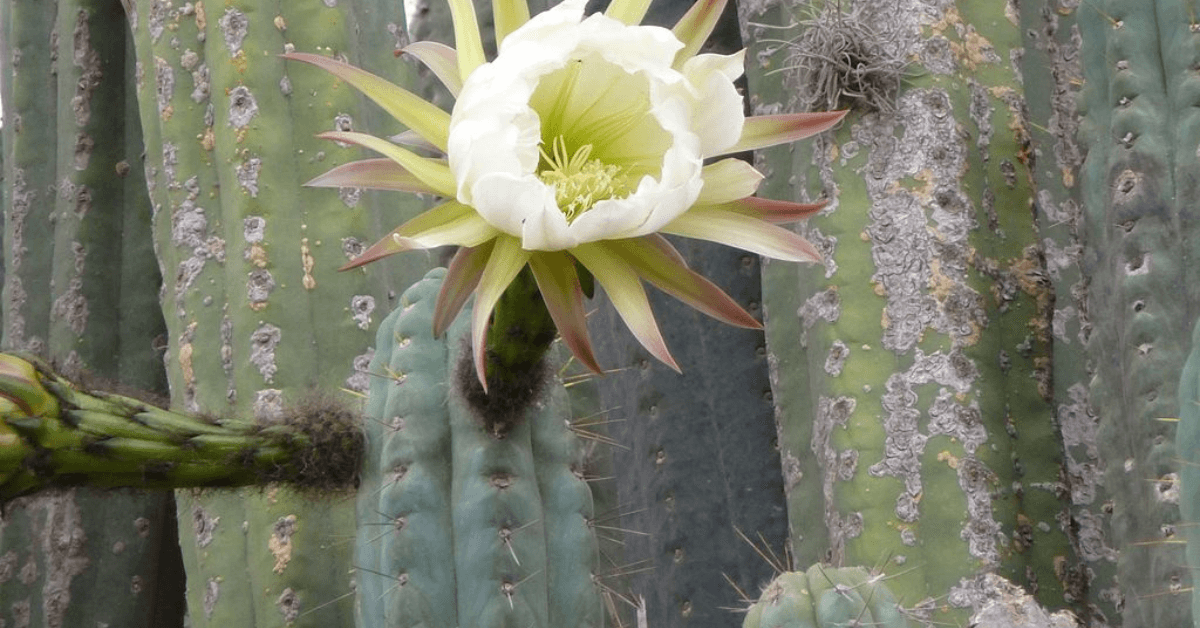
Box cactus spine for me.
[743,564,909,628]
[741,0,1081,623]
[359,268,603,628]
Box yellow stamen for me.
[538,136,630,222]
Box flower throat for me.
[538,135,630,222]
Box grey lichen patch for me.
[824,340,849,376]
[254,389,285,421]
[162,142,179,185]
[1058,383,1101,505]
[190,63,210,103]
[339,186,363,207]
[217,8,249,55]
[869,349,983,529]
[192,505,219,548]
[148,0,170,42]
[154,56,174,120]
[250,324,282,383]
[0,550,16,583]
[247,269,275,308]
[965,574,1082,626]
[345,349,374,393]
[51,243,89,336]
[34,490,91,628]
[237,156,262,197]
[70,9,103,128]
[227,85,258,128]
[957,456,1003,562]
[813,396,859,560]
[72,132,94,171]
[276,588,301,623]
[350,295,376,330]
[268,515,297,574]
[203,577,219,619]
[798,287,841,347]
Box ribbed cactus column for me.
[0,1,185,626]
[127,1,434,625]
[1179,320,1200,623]
[1017,1,1117,622]
[358,268,603,628]
[741,0,1080,624]
[1079,0,1200,625]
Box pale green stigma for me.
[538,136,629,222]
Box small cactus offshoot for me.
[743,564,910,628]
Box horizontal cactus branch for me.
[0,353,363,501]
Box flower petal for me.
[492,0,532,45]
[572,242,680,372]
[341,201,498,269]
[401,42,463,97]
[605,0,652,25]
[681,51,745,155]
[284,53,451,151]
[719,111,848,155]
[447,0,487,79]
[434,241,495,338]
[662,207,823,263]
[671,0,729,67]
[601,236,761,329]
[471,236,533,389]
[696,158,763,205]
[701,196,827,223]
[304,158,435,194]
[528,251,603,374]
[318,131,456,197]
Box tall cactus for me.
[358,268,604,628]
[125,1,434,625]
[1078,0,1200,625]
[741,0,1083,624]
[0,1,185,626]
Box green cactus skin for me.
[358,268,603,628]
[0,1,186,626]
[742,564,909,628]
[741,0,1082,624]
[1078,0,1200,625]
[1017,1,1117,623]
[1178,320,1200,623]
[0,352,362,499]
[125,0,438,625]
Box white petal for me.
[681,51,746,156]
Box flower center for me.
[537,135,630,222]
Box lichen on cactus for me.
[743,564,909,628]
[357,267,603,628]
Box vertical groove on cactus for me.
[359,268,603,628]
[1079,0,1200,625]
[743,0,1081,624]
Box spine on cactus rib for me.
[1078,0,1200,624]
[359,269,458,628]
[358,268,603,628]
[1179,320,1200,622]
[742,564,909,628]
[742,0,1080,623]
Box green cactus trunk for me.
[358,268,604,628]
[125,0,436,625]
[741,0,1083,624]
[0,1,185,626]
[1079,0,1200,625]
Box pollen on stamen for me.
[537,136,630,222]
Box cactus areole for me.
[287,0,843,425]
